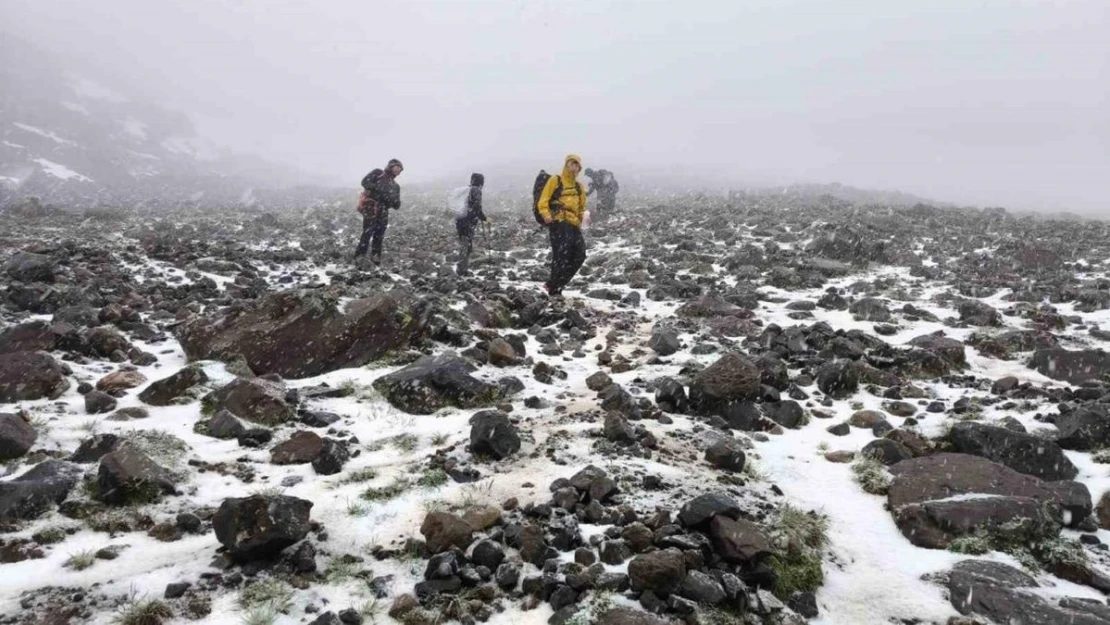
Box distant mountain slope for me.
[0,33,316,209]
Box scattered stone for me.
[213,494,313,561]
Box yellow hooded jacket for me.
[537,154,587,228]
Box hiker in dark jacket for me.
[584,167,619,216]
[354,158,403,265]
[455,173,487,276]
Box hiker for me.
[536,154,587,297]
[354,158,403,265]
[454,173,487,276]
[584,167,619,216]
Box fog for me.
[4,0,1108,213]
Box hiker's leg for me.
[546,223,569,292]
[563,227,587,288]
[370,215,388,261]
[354,213,374,257]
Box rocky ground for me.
[1,193,1109,625]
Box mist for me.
[4,0,1107,213]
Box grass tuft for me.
[238,578,293,612]
[361,477,412,502]
[65,550,98,571]
[850,454,891,495]
[113,599,173,625]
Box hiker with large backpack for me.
[353,159,403,266]
[534,154,587,297]
[451,173,487,276]
[584,167,619,216]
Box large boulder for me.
[177,290,429,378]
[0,351,70,402]
[0,413,37,461]
[1030,348,1110,385]
[203,377,294,426]
[84,326,133,359]
[849,298,891,322]
[97,445,177,504]
[468,411,521,460]
[678,493,742,529]
[956,299,1001,326]
[0,320,59,354]
[816,360,859,399]
[271,431,325,465]
[628,548,687,595]
[139,365,209,406]
[688,352,761,415]
[95,369,148,395]
[949,422,1077,481]
[6,252,55,283]
[421,511,475,554]
[887,453,1090,548]
[907,332,967,369]
[948,560,1110,625]
[0,460,83,521]
[676,295,751,319]
[213,494,313,562]
[708,515,772,565]
[373,354,501,415]
[1056,405,1110,451]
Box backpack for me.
[447,186,470,219]
[532,170,563,225]
[356,168,384,214]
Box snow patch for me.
[61,101,91,115]
[12,123,77,146]
[68,76,127,102]
[32,158,93,183]
[2,140,26,149]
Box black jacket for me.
[459,173,486,225]
[362,170,401,212]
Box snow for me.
[32,158,93,183]
[162,136,219,162]
[122,118,147,140]
[68,76,128,102]
[2,140,26,149]
[12,122,77,146]
[61,101,91,115]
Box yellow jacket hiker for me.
[541,154,589,297]
[537,154,587,228]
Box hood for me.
[470,173,484,187]
[561,154,582,182]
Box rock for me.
[310,613,341,625]
[373,354,501,415]
[164,582,190,599]
[705,440,746,473]
[469,411,521,460]
[421,511,475,554]
[0,351,70,402]
[586,371,613,392]
[85,326,133,359]
[177,290,428,378]
[203,377,294,426]
[312,439,349,476]
[849,410,885,428]
[495,562,521,590]
[0,320,62,354]
[948,559,1110,625]
[1099,492,1110,530]
[604,413,638,445]
[648,329,681,356]
[887,453,1090,548]
[679,570,726,604]
[0,460,82,521]
[709,515,772,564]
[0,413,37,461]
[849,297,891,322]
[68,433,124,463]
[470,539,505,570]
[97,445,177,504]
[762,400,805,428]
[139,365,209,406]
[991,376,1021,395]
[212,494,313,561]
[84,390,118,414]
[1030,348,1110,385]
[949,422,1077,481]
[689,352,761,415]
[816,360,858,399]
[678,492,741,529]
[956,300,1001,327]
[461,505,502,530]
[6,252,55,283]
[596,607,679,625]
[788,591,819,619]
[677,295,750,319]
[654,378,688,413]
[882,400,917,418]
[487,339,518,367]
[271,431,324,464]
[1054,405,1110,451]
[600,540,632,565]
[208,410,250,439]
[96,369,148,394]
[628,548,687,595]
[825,450,855,463]
[860,439,913,466]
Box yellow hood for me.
[561,154,582,186]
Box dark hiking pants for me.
[456,218,477,275]
[546,221,586,293]
[354,211,389,260]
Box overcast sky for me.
[4,0,1108,212]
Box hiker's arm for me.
[377,179,401,209]
[537,177,558,222]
